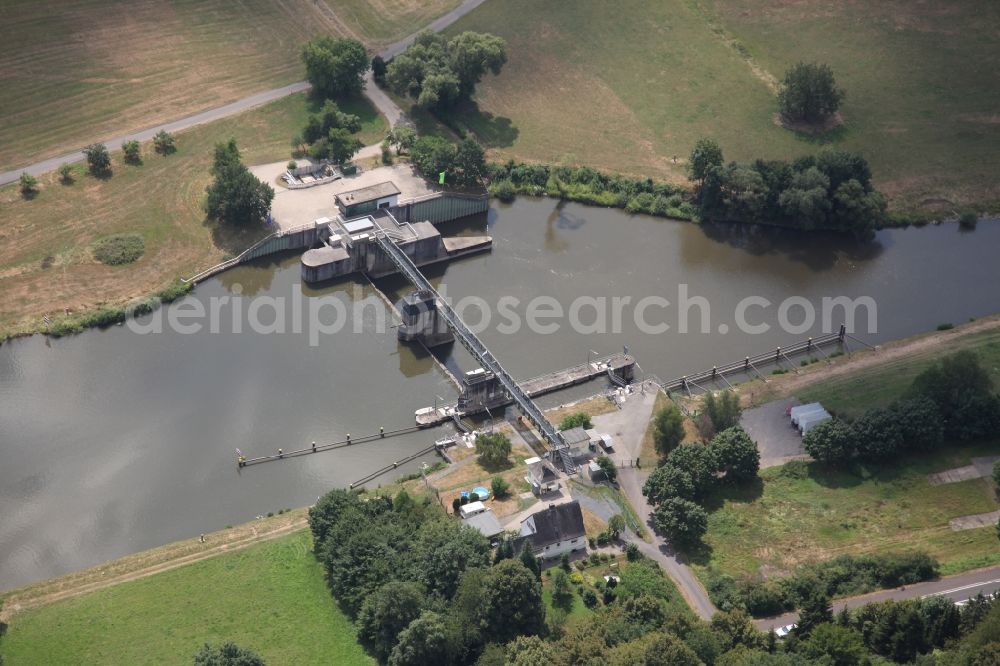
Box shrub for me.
[122,139,141,164]
[490,179,516,202]
[560,412,593,431]
[625,542,640,561]
[153,130,176,155]
[581,588,599,608]
[287,160,298,170]
[596,531,611,547]
[19,172,38,197]
[83,143,112,176]
[491,475,511,500]
[92,234,145,266]
[959,212,978,229]
[469,492,480,502]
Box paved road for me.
[755,566,1000,631]
[619,466,718,620]
[0,0,490,186]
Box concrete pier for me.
[415,353,636,427]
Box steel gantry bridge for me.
[373,233,573,464]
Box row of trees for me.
[643,426,761,548]
[204,139,274,227]
[19,131,176,200]
[689,140,888,237]
[804,351,1000,465]
[385,31,507,112]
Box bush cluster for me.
[47,280,191,337]
[804,351,1000,465]
[487,161,695,220]
[92,233,145,266]
[708,551,940,617]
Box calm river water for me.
[1,198,998,589]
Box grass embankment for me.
[0,92,386,340]
[446,0,1000,214]
[0,529,372,666]
[691,318,1000,586]
[0,0,460,168]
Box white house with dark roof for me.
[512,501,587,560]
[525,456,559,495]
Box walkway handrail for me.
[372,232,564,448]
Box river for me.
[1,198,998,589]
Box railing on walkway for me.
[183,223,316,284]
[372,231,565,452]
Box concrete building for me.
[525,456,560,495]
[334,181,400,217]
[513,501,587,560]
[560,427,591,458]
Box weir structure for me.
[371,230,584,469]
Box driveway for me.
[740,399,811,468]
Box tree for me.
[710,608,765,652]
[560,412,593,431]
[796,590,833,636]
[153,130,176,155]
[372,55,388,83]
[778,62,844,124]
[708,426,760,484]
[703,390,742,436]
[608,514,627,539]
[852,407,903,461]
[653,498,708,548]
[386,31,506,112]
[389,126,417,155]
[412,517,491,599]
[326,127,364,164]
[994,461,1000,489]
[551,568,574,612]
[803,419,855,465]
[506,636,558,666]
[665,443,717,499]
[204,144,275,227]
[58,163,74,183]
[410,136,458,181]
[652,402,686,458]
[357,581,426,663]
[491,475,511,500]
[303,100,362,143]
[798,623,866,666]
[18,172,38,197]
[475,432,511,468]
[832,179,884,239]
[689,138,724,184]
[644,632,703,666]
[301,36,368,98]
[643,463,696,505]
[493,536,514,564]
[388,611,451,666]
[519,540,541,581]
[122,139,141,164]
[479,560,545,644]
[596,455,617,483]
[454,138,487,186]
[778,167,831,229]
[193,642,265,666]
[448,31,507,97]
[83,143,111,176]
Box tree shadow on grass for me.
[702,477,764,512]
[207,217,271,258]
[451,100,519,148]
[479,457,515,474]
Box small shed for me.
[334,181,400,218]
[561,427,591,455]
[588,460,603,480]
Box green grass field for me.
[446,0,1000,212]
[693,442,1000,584]
[0,0,458,168]
[797,325,1000,418]
[0,530,372,666]
[0,92,386,338]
